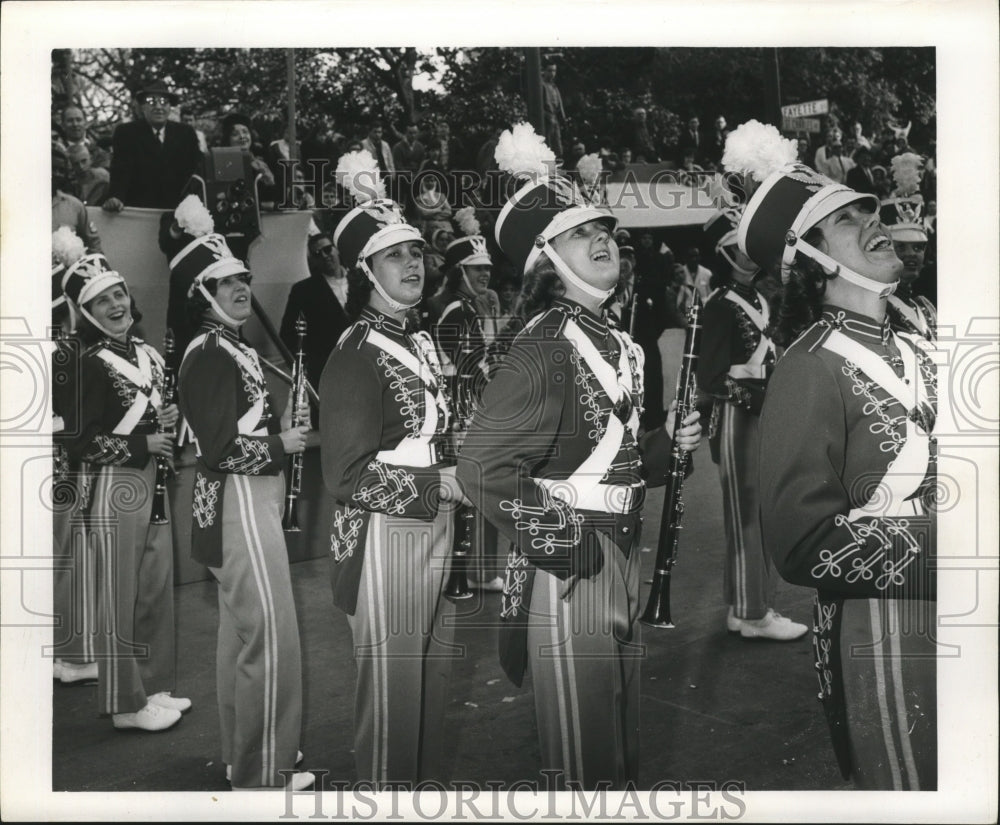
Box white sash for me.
[96,345,163,435]
[183,332,267,436]
[821,329,933,521]
[725,290,776,380]
[367,329,449,468]
[535,317,641,513]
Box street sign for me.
[781,99,829,118]
[783,116,822,134]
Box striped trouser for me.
[212,473,303,789]
[527,531,643,790]
[347,508,456,788]
[840,597,937,790]
[52,478,97,664]
[92,462,176,714]
[719,403,776,619]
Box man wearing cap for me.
[457,152,701,789]
[61,251,188,732]
[52,143,102,253]
[104,80,202,211]
[176,232,312,790]
[696,209,807,641]
[728,120,937,790]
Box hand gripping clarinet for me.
[282,313,308,532]
[640,293,703,628]
[150,329,177,525]
[443,331,478,601]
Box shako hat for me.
[880,152,927,243]
[445,206,492,270]
[722,120,890,297]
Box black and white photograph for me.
[1,0,997,821]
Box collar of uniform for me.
[553,298,610,339]
[98,335,135,357]
[729,281,758,302]
[820,305,891,345]
[359,307,411,337]
[199,321,242,347]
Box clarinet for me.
[640,293,703,628]
[282,313,308,532]
[444,335,476,601]
[150,330,177,525]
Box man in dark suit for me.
[280,233,351,409]
[844,146,880,196]
[677,116,703,166]
[103,80,202,211]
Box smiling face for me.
[812,202,902,284]
[893,239,927,284]
[550,219,620,292]
[462,264,492,296]
[86,284,132,340]
[211,273,253,325]
[228,123,253,150]
[370,241,425,308]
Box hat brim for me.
[459,253,493,267]
[797,188,880,236]
[888,225,928,243]
[362,224,425,261]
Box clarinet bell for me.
[282,497,301,532]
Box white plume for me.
[890,152,924,197]
[174,194,215,237]
[576,153,603,186]
[721,119,798,182]
[335,150,386,204]
[454,206,480,237]
[494,122,556,179]
[52,226,86,268]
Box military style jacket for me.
[320,308,453,615]
[457,299,657,684]
[178,322,286,567]
[64,334,165,472]
[697,282,777,416]
[759,304,937,775]
[887,293,937,342]
[432,289,491,417]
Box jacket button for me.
[622,526,630,535]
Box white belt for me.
[535,477,641,515]
[728,364,768,380]
[376,437,440,469]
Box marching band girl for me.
[457,125,701,789]
[728,121,938,789]
[62,252,188,731]
[320,160,466,787]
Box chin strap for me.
[73,300,134,339]
[198,283,247,328]
[790,237,899,299]
[719,246,759,280]
[360,260,421,312]
[541,240,616,301]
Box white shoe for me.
[471,576,505,593]
[148,692,192,713]
[112,702,182,731]
[58,661,98,684]
[729,608,808,641]
[227,750,303,783]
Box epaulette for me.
[791,319,834,355]
[519,307,567,342]
[337,320,370,351]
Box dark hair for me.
[184,279,217,331]
[221,113,254,146]
[770,227,836,347]
[344,266,374,321]
[307,233,333,256]
[444,263,465,293]
[511,255,564,323]
[76,291,143,346]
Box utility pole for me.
[524,48,544,134]
[286,49,298,160]
[762,47,782,127]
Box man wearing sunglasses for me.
[104,80,202,212]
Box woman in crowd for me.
[175,229,312,790]
[221,113,277,205]
[727,120,937,790]
[320,192,467,788]
[457,126,701,790]
[62,251,188,732]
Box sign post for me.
[782,116,822,134]
[780,99,829,119]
